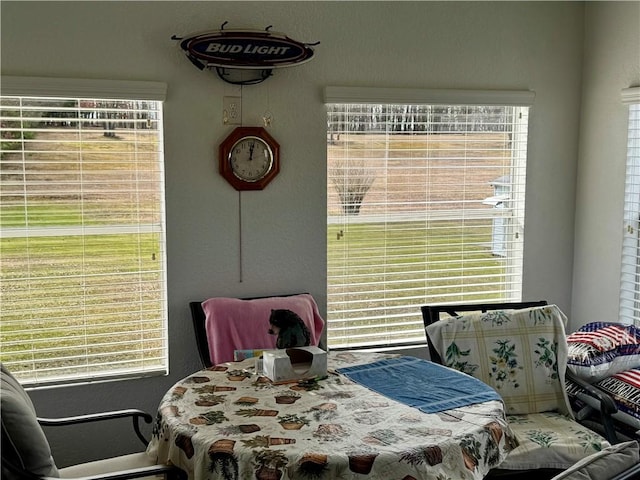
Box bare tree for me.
[329,157,377,215]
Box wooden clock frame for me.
[218,126,280,191]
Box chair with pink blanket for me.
[189,293,325,368]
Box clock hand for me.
[249,142,255,160]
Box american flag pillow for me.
[567,322,640,382]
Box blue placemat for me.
[337,356,502,413]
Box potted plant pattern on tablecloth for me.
[308,402,338,421]
[399,444,443,467]
[217,424,262,435]
[274,391,301,404]
[345,446,379,475]
[252,376,275,388]
[459,433,482,471]
[241,435,296,448]
[353,410,383,425]
[253,449,289,480]
[312,423,348,442]
[208,439,239,480]
[481,421,505,467]
[290,377,324,391]
[194,384,237,393]
[190,410,228,425]
[297,452,329,478]
[236,408,279,418]
[195,394,227,407]
[175,433,195,458]
[227,369,252,381]
[278,413,310,430]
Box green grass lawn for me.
[1,217,504,367]
[326,219,509,347]
[0,127,166,377]
[0,231,165,371]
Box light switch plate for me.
[223,96,242,125]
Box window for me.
[0,76,168,385]
[620,87,640,326]
[325,87,534,349]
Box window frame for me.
[619,87,640,326]
[324,87,535,350]
[0,76,169,386]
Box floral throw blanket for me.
[426,305,611,470]
[426,304,572,416]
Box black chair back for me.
[189,301,211,368]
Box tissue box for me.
[262,346,327,383]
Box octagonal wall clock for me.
[219,126,280,191]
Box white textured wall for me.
[1,0,591,465]
[572,2,640,330]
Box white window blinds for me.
[620,87,640,326]
[0,76,168,385]
[325,87,533,349]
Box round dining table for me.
[147,351,516,480]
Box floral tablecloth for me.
[147,351,516,480]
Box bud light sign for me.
[177,29,317,69]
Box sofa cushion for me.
[549,440,639,480]
[59,452,161,479]
[0,363,59,477]
[500,412,611,471]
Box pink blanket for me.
[202,294,325,365]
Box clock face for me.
[219,127,280,191]
[229,136,274,182]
